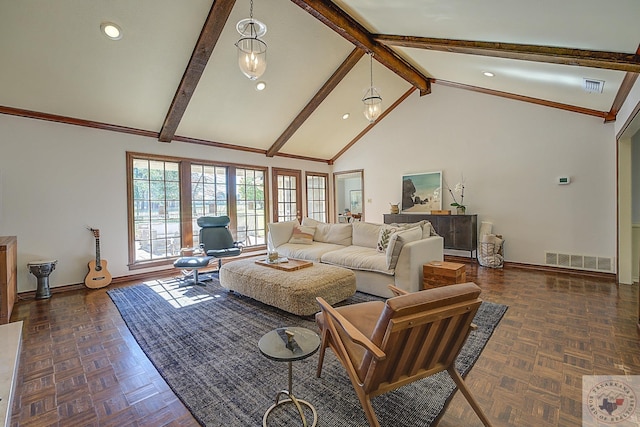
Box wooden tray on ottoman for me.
[255,258,313,271]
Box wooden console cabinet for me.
[384,213,478,258]
[0,236,17,324]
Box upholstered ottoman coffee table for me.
[219,258,356,316]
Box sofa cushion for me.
[288,225,315,244]
[388,220,438,239]
[302,217,353,245]
[352,222,382,249]
[301,217,322,228]
[314,223,352,245]
[268,220,299,248]
[386,226,423,269]
[277,242,346,262]
[321,246,394,275]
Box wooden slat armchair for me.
[315,282,493,427]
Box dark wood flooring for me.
[8,262,639,427]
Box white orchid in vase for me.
[446,176,466,214]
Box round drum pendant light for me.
[235,0,267,80]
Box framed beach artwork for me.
[401,171,442,213]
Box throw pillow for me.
[385,226,423,270]
[288,225,315,244]
[377,224,401,252]
[267,220,299,248]
[422,221,439,238]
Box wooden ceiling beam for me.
[605,45,640,123]
[158,0,236,143]
[434,79,608,119]
[266,48,364,157]
[290,0,431,95]
[375,35,640,73]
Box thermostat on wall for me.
[557,176,571,185]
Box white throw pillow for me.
[377,224,402,253]
[422,221,439,238]
[352,222,381,248]
[385,226,422,269]
[288,225,315,244]
[268,220,299,248]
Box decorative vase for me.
[456,206,466,215]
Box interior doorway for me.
[618,108,640,285]
[334,170,364,223]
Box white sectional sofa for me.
[267,218,444,297]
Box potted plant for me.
[447,178,466,214]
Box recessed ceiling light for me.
[342,113,350,120]
[255,81,266,91]
[483,71,495,77]
[100,22,122,40]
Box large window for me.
[191,164,228,248]
[306,172,328,222]
[236,168,266,246]
[127,153,267,268]
[131,158,182,261]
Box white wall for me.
[0,114,331,292]
[334,84,617,268]
[0,84,622,291]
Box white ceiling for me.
[1,0,639,162]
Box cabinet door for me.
[452,216,473,250]
[436,217,454,249]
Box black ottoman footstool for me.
[173,256,212,287]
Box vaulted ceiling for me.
[1,0,639,163]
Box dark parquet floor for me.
[8,261,640,427]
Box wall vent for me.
[583,78,604,93]
[545,251,614,272]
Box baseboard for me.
[17,252,614,300]
[443,255,616,280]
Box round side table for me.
[258,327,320,427]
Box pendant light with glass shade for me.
[362,53,382,123]
[235,0,267,80]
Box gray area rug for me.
[108,275,507,426]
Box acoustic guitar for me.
[85,228,112,289]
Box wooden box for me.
[430,210,451,215]
[423,261,466,289]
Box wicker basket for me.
[478,235,504,268]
